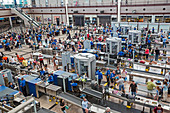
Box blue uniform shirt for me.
[105,70,110,76]
[118,51,124,57]
[20,80,26,87]
[98,72,103,79]
[110,73,116,79]
[90,41,93,45]
[52,42,56,45]
[129,49,132,53]
[148,40,151,44]
[128,44,132,47]
[48,75,54,82]
[6,43,10,46]
[67,29,69,34]
[96,70,99,75]
[40,70,45,75]
[71,83,78,86]
[0,62,3,66]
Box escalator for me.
[11,8,39,28]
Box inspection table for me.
[46,84,62,97]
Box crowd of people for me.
[0,23,169,113]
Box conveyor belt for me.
[0,86,19,97]
[82,88,103,99]
[138,85,156,94]
[37,108,55,113]
[105,100,147,113]
[58,92,82,107]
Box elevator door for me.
[74,16,84,26]
[98,16,111,26]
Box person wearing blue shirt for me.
[20,78,27,96]
[90,41,93,49]
[128,48,132,58]
[98,70,103,85]
[40,69,45,76]
[152,27,154,33]
[9,82,14,89]
[118,50,124,57]
[54,39,57,42]
[38,37,41,43]
[105,68,110,83]
[122,38,125,41]
[95,68,99,76]
[94,52,99,60]
[162,82,168,101]
[49,31,52,35]
[106,29,109,33]
[48,74,54,84]
[128,43,132,48]
[110,71,116,87]
[147,39,151,48]
[38,34,42,38]
[6,42,10,46]
[103,29,105,34]
[52,41,56,45]
[67,29,69,34]
[163,37,167,48]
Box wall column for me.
[151,15,155,23]
[9,17,13,28]
[117,0,121,22]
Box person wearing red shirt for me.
[39,54,44,68]
[19,55,24,63]
[145,48,149,60]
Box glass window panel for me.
[138,23,147,30]
[148,24,158,33]
[159,24,170,32]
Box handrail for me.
[14,8,39,27]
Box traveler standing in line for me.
[162,81,168,101]
[98,69,103,85]
[155,47,160,61]
[116,76,125,93]
[145,48,149,60]
[129,80,137,96]
[105,68,110,84]
[163,37,167,48]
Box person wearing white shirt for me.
[165,71,170,82]
[10,56,16,64]
[82,98,90,113]
[70,40,75,46]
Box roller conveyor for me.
[137,85,156,94]
[58,92,82,107]
[58,92,121,113]
[82,88,103,99]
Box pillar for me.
[117,0,121,23]
[151,15,155,23]
[65,0,69,26]
[9,17,13,28]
